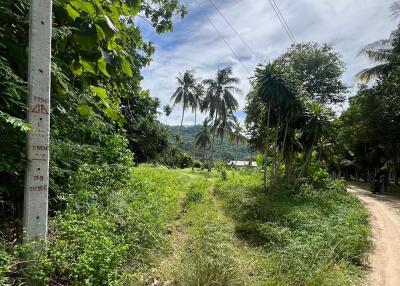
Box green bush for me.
[215,161,228,181]
[193,160,202,168]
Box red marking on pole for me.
[31,104,49,114]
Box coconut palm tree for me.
[229,121,247,145]
[195,119,212,167]
[202,67,241,121]
[192,83,204,127]
[163,104,173,125]
[357,2,400,81]
[171,70,197,132]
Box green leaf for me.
[0,111,32,132]
[95,24,106,41]
[65,4,80,21]
[120,56,133,77]
[126,0,141,15]
[70,0,95,16]
[104,15,119,33]
[73,22,98,51]
[97,57,110,77]
[70,60,83,75]
[77,104,92,117]
[90,86,108,101]
[256,154,264,167]
[80,59,97,74]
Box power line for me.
[205,15,252,75]
[268,0,296,44]
[272,0,297,43]
[208,0,270,63]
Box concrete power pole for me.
[23,0,52,242]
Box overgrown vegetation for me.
[142,168,370,286]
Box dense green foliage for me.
[0,0,184,216]
[0,0,186,283]
[335,10,400,184]
[276,42,346,104]
[168,125,251,161]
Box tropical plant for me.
[251,63,302,192]
[294,101,334,187]
[202,67,241,170]
[357,2,400,81]
[163,104,173,125]
[202,67,241,121]
[195,119,212,164]
[276,42,346,104]
[171,70,198,131]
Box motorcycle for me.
[371,178,382,194]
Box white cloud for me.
[140,0,398,125]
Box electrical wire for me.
[268,0,296,44]
[271,0,297,43]
[205,15,252,75]
[208,0,270,63]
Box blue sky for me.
[139,0,398,126]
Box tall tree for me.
[250,63,302,192]
[163,104,173,125]
[276,42,346,104]
[202,67,241,121]
[357,2,400,81]
[192,83,204,127]
[171,70,197,132]
[195,119,212,163]
[202,67,241,170]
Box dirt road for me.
[347,185,400,286]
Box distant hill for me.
[167,125,252,161]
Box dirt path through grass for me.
[348,184,400,286]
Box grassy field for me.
[138,167,371,286]
[1,166,371,285]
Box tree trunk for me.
[192,108,197,172]
[394,156,399,186]
[180,108,185,133]
[209,137,215,172]
[270,110,281,191]
[294,123,318,191]
[276,121,288,179]
[263,105,271,192]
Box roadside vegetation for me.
[3,0,400,285]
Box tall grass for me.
[215,169,371,285]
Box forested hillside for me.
[168,125,251,161]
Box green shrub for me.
[193,160,202,168]
[215,161,228,181]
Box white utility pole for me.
[23,0,52,242]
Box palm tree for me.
[229,121,247,145]
[171,70,197,132]
[195,119,212,166]
[202,67,241,121]
[163,104,172,125]
[202,67,241,170]
[294,101,334,188]
[357,2,400,81]
[192,84,204,127]
[253,63,301,192]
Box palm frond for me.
[356,63,391,82]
